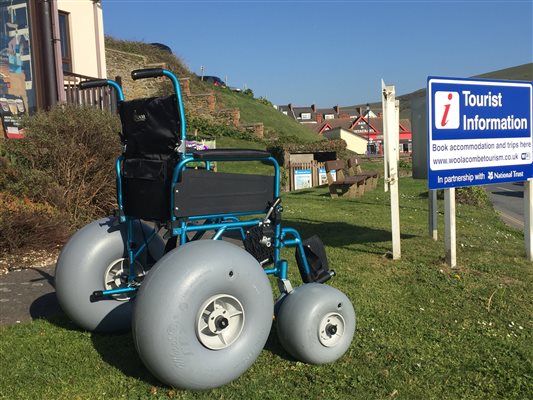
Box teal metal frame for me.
[86,69,313,299]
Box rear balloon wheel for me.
[55,217,164,332]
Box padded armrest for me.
[193,148,272,161]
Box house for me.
[1,0,105,137]
[277,103,379,125]
[277,104,319,125]
[318,119,369,154]
[317,115,412,155]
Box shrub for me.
[2,105,121,228]
[399,158,412,170]
[0,193,69,252]
[187,115,258,142]
[435,186,490,207]
[456,186,490,207]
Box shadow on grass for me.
[36,297,291,386]
[91,331,161,385]
[89,318,296,383]
[264,320,295,362]
[283,219,416,253]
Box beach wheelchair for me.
[55,68,356,390]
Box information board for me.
[294,169,312,190]
[427,77,533,189]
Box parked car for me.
[202,76,226,87]
[149,42,172,54]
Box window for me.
[324,114,334,120]
[300,112,311,120]
[58,11,72,72]
[402,142,412,153]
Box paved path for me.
[0,265,62,326]
[485,182,524,230]
[0,232,243,327]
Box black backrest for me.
[119,94,181,158]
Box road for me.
[485,182,525,230]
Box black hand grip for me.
[131,68,165,80]
[79,79,108,89]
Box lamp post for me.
[366,103,370,155]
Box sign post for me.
[382,81,401,259]
[444,188,456,267]
[428,77,533,265]
[429,189,438,241]
[525,180,533,261]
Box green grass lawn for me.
[1,177,532,399]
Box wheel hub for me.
[197,294,245,350]
[318,312,345,347]
[103,258,144,301]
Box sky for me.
[102,0,533,107]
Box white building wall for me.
[57,0,106,78]
[323,128,367,154]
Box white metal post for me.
[395,99,400,160]
[525,179,533,261]
[382,81,401,260]
[429,189,438,240]
[444,188,456,267]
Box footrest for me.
[295,235,334,283]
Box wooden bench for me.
[347,157,379,190]
[324,160,367,198]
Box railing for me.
[63,71,119,112]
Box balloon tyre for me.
[276,283,356,364]
[55,217,164,332]
[133,240,273,390]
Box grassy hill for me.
[348,63,533,118]
[474,63,533,81]
[105,37,320,143]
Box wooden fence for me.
[288,161,327,191]
[64,72,119,112]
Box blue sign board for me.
[427,77,533,189]
[294,169,312,190]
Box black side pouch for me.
[122,158,172,221]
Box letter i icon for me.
[441,93,453,127]
[435,91,460,129]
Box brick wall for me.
[106,48,165,99]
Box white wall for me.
[57,0,106,78]
[323,128,367,154]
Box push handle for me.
[79,79,109,89]
[131,68,165,80]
